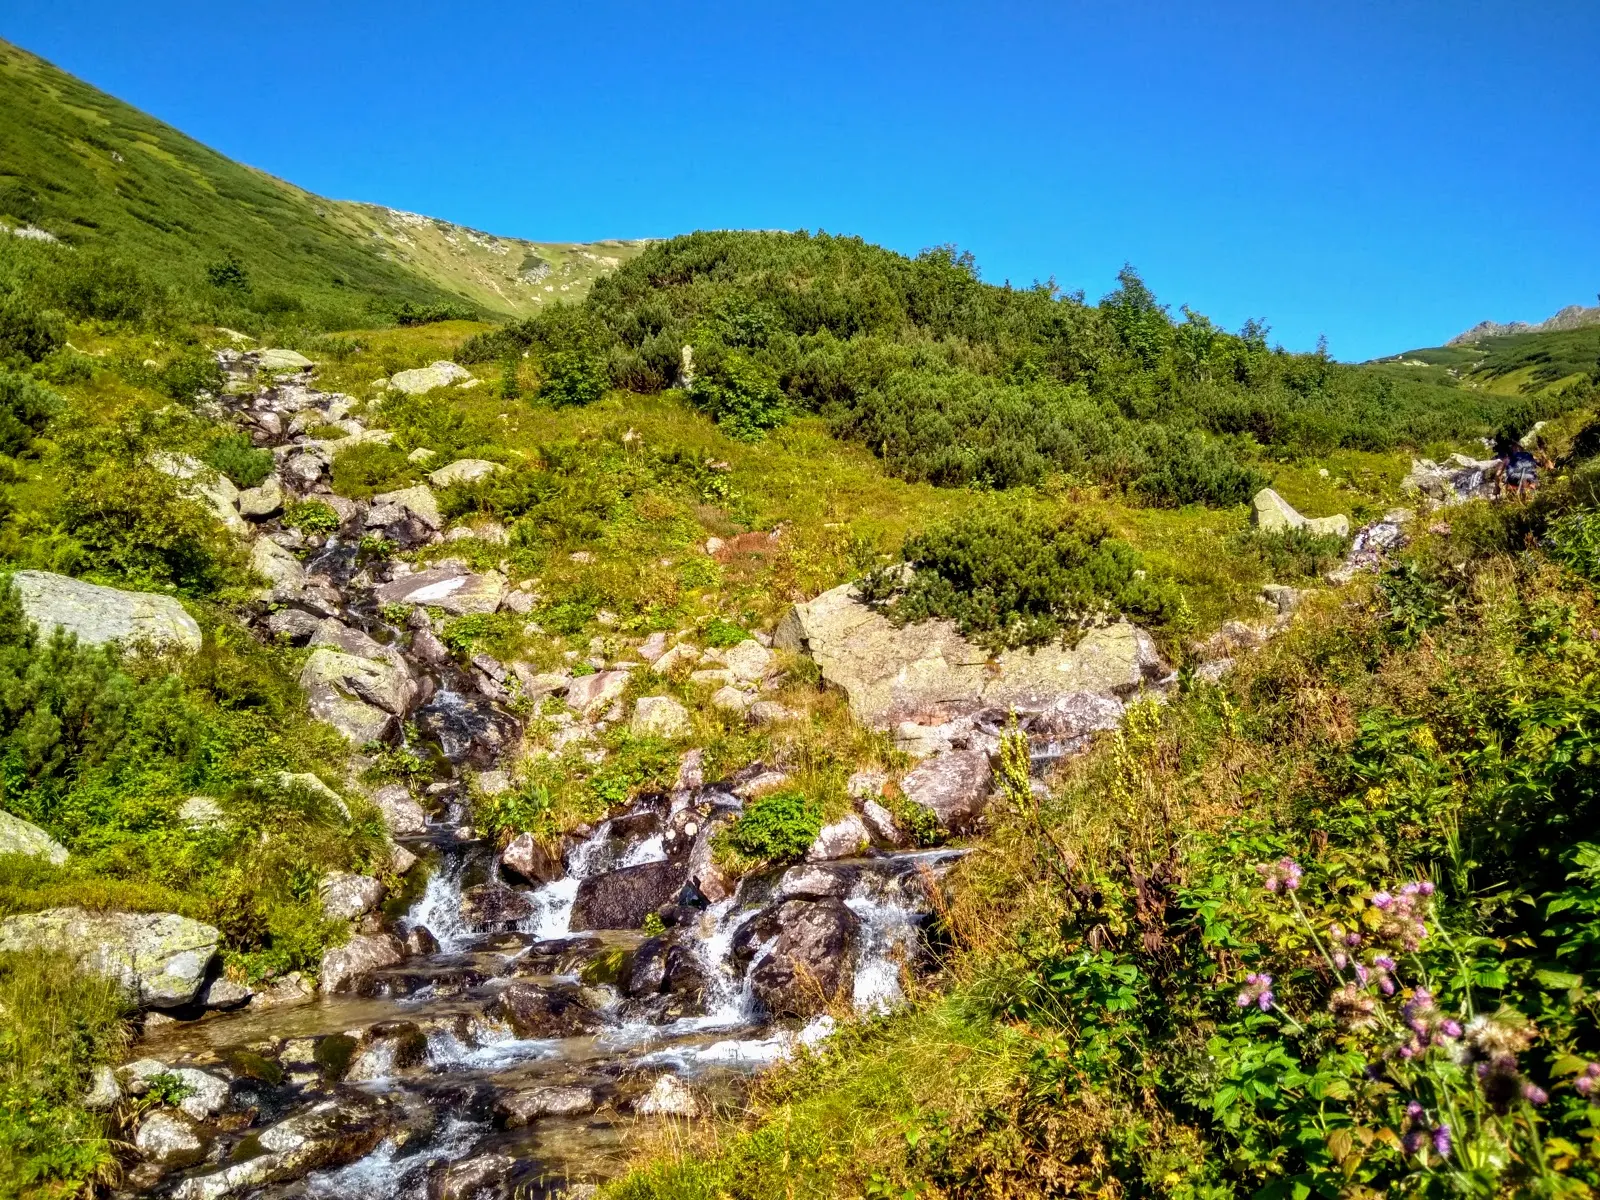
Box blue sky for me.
[5,0,1597,360]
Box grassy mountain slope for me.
[1370,325,1600,404]
[0,38,636,324]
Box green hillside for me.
[0,39,642,328]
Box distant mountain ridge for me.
[1448,302,1600,346]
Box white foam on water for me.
[689,898,767,1024]
[620,832,667,867]
[519,876,579,939]
[305,1115,479,1198]
[425,1021,563,1071]
[405,851,475,953]
[846,895,922,1013]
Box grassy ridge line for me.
[0,39,637,325]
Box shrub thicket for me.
[463,232,1577,506]
[860,503,1178,650]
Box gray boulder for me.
[387,361,472,395]
[747,898,860,1017]
[631,695,692,739]
[371,564,504,614]
[496,1084,597,1127]
[237,475,283,518]
[318,872,385,921]
[370,484,442,530]
[499,832,563,885]
[255,348,314,372]
[299,648,415,745]
[250,538,306,602]
[806,814,869,861]
[774,581,1165,728]
[566,669,630,717]
[1251,488,1350,538]
[0,809,68,864]
[11,570,202,653]
[135,1110,207,1168]
[371,783,426,836]
[570,860,687,931]
[428,458,503,487]
[319,932,404,993]
[0,908,219,1007]
[899,750,993,832]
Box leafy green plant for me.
[202,432,273,488]
[282,499,341,535]
[159,349,224,402]
[0,369,61,456]
[701,617,750,648]
[718,788,823,866]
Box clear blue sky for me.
[5,0,1597,360]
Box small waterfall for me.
[304,1116,480,1199]
[846,894,921,1012]
[405,849,475,953]
[688,897,767,1026]
[620,833,667,867]
[514,820,614,940]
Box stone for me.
[747,700,796,726]
[510,664,569,698]
[178,796,227,830]
[746,898,860,1017]
[1251,487,1351,538]
[806,814,869,861]
[500,832,563,885]
[847,770,889,800]
[309,618,389,660]
[263,608,322,644]
[256,348,314,372]
[636,631,669,662]
[650,643,700,675]
[570,860,687,931]
[428,458,504,487]
[249,971,315,1009]
[773,581,1166,729]
[276,771,349,816]
[197,975,253,1009]
[319,872,386,921]
[83,1065,120,1109]
[152,453,248,535]
[251,538,306,601]
[319,932,404,993]
[170,1095,392,1200]
[404,926,439,955]
[387,360,473,395]
[900,750,993,832]
[634,1073,699,1117]
[300,649,412,744]
[237,475,283,518]
[1401,456,1500,504]
[135,1110,206,1167]
[0,808,68,864]
[121,1060,231,1121]
[733,769,790,799]
[429,1152,516,1200]
[316,428,395,457]
[685,810,738,903]
[390,844,418,875]
[690,668,735,686]
[496,1085,598,1127]
[0,908,218,1007]
[461,883,535,928]
[859,799,906,848]
[372,564,505,614]
[721,638,774,684]
[566,670,630,717]
[632,695,692,739]
[711,685,751,712]
[369,785,424,839]
[407,447,437,464]
[11,570,202,653]
[371,484,443,529]
[485,983,605,1038]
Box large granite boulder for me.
[299,648,415,745]
[10,571,202,653]
[774,581,1165,728]
[744,898,860,1017]
[428,458,503,487]
[318,872,385,921]
[319,933,404,993]
[387,361,472,395]
[569,860,687,931]
[0,908,219,1007]
[372,564,504,614]
[484,982,605,1038]
[567,669,630,717]
[631,695,692,739]
[370,485,443,531]
[0,809,68,864]
[1251,488,1350,538]
[370,783,427,836]
[1401,455,1501,504]
[250,538,306,602]
[900,749,993,832]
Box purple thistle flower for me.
[1441,1020,1462,1039]
[1432,1124,1452,1158]
[1374,956,1396,970]
[1333,951,1347,969]
[1405,1101,1424,1119]
[1576,1076,1594,1097]
[1402,1129,1425,1155]
[1523,1084,1548,1105]
[1258,990,1275,1011]
[1372,891,1394,910]
[1380,977,1396,996]
[1346,931,1363,947]
[1417,880,1435,896]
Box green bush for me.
[159,349,224,402]
[328,440,413,499]
[861,503,1178,651]
[1546,510,1600,583]
[0,369,61,456]
[202,432,273,489]
[0,294,64,366]
[720,788,823,866]
[282,499,341,535]
[689,348,787,439]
